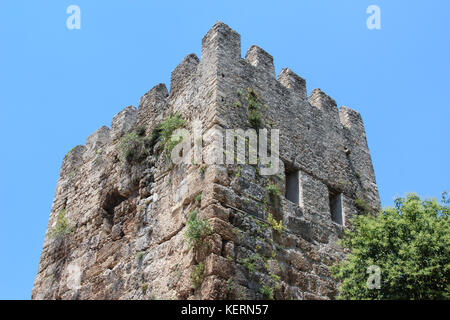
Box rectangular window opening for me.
[329,189,343,225]
[285,169,299,205]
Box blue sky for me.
[0,0,448,299]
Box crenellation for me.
[61,145,86,178]
[110,105,137,141]
[339,105,363,132]
[201,21,241,65]
[277,68,307,100]
[84,126,110,159]
[308,88,338,112]
[245,45,275,78]
[169,53,200,99]
[138,83,169,127]
[339,106,380,211]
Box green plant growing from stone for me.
[235,165,242,178]
[239,258,256,273]
[120,132,144,163]
[121,114,186,165]
[185,209,212,250]
[191,262,205,289]
[267,213,283,233]
[271,249,276,259]
[239,253,261,273]
[195,193,202,203]
[259,284,274,300]
[47,209,73,240]
[246,88,264,129]
[265,183,282,218]
[158,113,186,164]
[270,273,281,289]
[354,197,370,215]
[164,135,184,163]
[265,184,281,200]
[119,125,156,164]
[159,113,186,145]
[136,251,145,262]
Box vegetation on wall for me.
[135,251,145,262]
[158,113,186,162]
[332,192,450,300]
[354,197,371,215]
[259,284,274,300]
[47,209,74,240]
[264,182,283,226]
[265,184,281,203]
[185,205,211,290]
[246,88,264,129]
[191,262,205,289]
[267,213,283,233]
[239,254,261,273]
[119,114,186,165]
[185,209,212,250]
[119,131,150,164]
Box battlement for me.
[245,45,275,78]
[170,53,200,99]
[277,68,307,100]
[138,83,169,127]
[202,21,241,64]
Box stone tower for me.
[32,22,379,300]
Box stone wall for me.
[32,22,379,300]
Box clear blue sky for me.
[0,0,448,299]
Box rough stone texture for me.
[32,22,380,300]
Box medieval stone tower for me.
[32,22,380,300]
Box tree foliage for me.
[332,192,450,299]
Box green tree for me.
[332,192,450,299]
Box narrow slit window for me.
[285,170,299,204]
[329,190,343,225]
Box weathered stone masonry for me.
[32,22,380,300]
